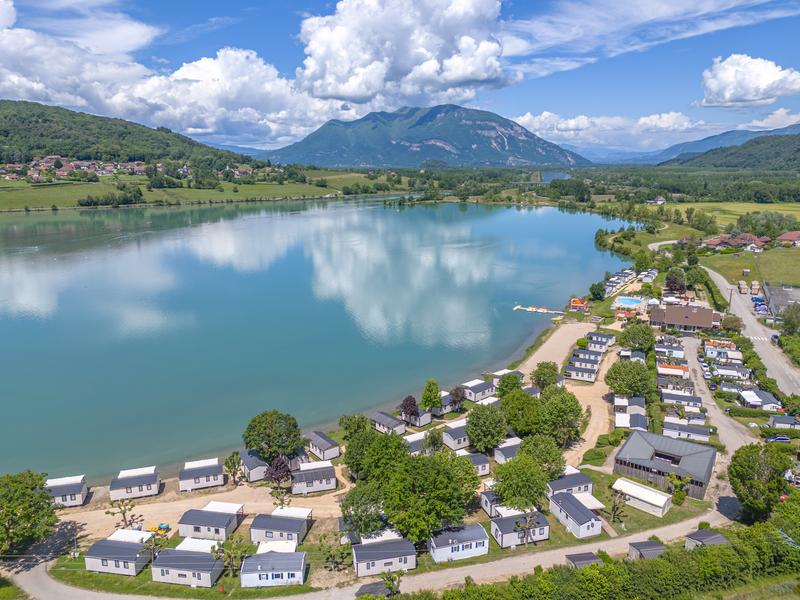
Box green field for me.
[695,574,800,600]
[700,247,800,286]
[0,578,27,600]
[677,202,800,226]
[609,222,703,256]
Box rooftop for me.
[352,538,415,562]
[241,551,305,574]
[492,511,548,535]
[687,529,729,546]
[153,548,222,572]
[616,431,717,485]
[566,552,602,567]
[86,539,144,562]
[184,458,218,470]
[272,506,312,520]
[551,492,599,525]
[369,411,403,428]
[548,473,593,493]
[430,524,488,547]
[612,477,671,509]
[107,529,154,544]
[630,540,667,558]
[179,508,237,529]
[306,431,338,450]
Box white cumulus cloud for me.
[0,0,15,29]
[701,53,800,107]
[740,107,800,129]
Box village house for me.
[777,231,800,246]
[240,551,306,588]
[352,536,416,577]
[109,466,160,501]
[456,449,490,476]
[549,492,602,539]
[739,389,781,411]
[685,529,729,551]
[177,502,244,542]
[85,529,153,577]
[490,512,550,548]
[442,419,470,450]
[151,538,224,588]
[612,477,673,518]
[662,422,711,443]
[45,474,88,507]
[566,552,603,569]
[251,507,312,548]
[178,458,224,492]
[569,297,589,312]
[628,540,667,560]
[428,524,490,563]
[703,339,737,358]
[649,305,721,332]
[306,431,341,461]
[369,411,406,435]
[461,378,496,402]
[240,449,269,483]
[291,461,337,495]
[614,431,716,500]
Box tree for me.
[538,386,583,448]
[420,379,442,412]
[721,314,744,333]
[212,534,250,576]
[431,451,480,509]
[271,485,291,508]
[399,395,418,418]
[242,410,306,464]
[382,570,404,596]
[339,413,370,441]
[666,473,690,506]
[729,443,791,522]
[344,428,380,479]
[383,456,467,543]
[519,435,565,480]
[532,361,560,389]
[142,534,169,562]
[500,389,540,438]
[341,480,385,536]
[265,455,291,487]
[589,281,605,301]
[494,454,548,511]
[449,386,466,412]
[0,471,58,556]
[105,498,136,529]
[618,323,656,352]
[665,267,686,292]
[606,490,628,524]
[362,434,409,482]
[318,532,350,571]
[421,428,444,455]
[781,303,800,336]
[634,250,653,272]
[224,451,243,486]
[497,373,522,398]
[604,360,650,396]
[465,404,508,453]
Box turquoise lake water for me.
[0,201,627,479]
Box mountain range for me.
[664,134,800,169]
[265,104,588,167]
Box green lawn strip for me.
[693,574,800,600]
[700,247,800,287]
[581,469,709,535]
[0,577,28,600]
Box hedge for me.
[760,427,800,439]
[728,406,777,418]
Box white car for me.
[703,372,712,380]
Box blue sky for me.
[3,0,800,152]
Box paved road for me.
[704,267,800,393]
[647,239,678,251]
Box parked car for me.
[709,382,717,391]
[703,372,712,380]
[772,334,781,343]
[725,407,731,413]
[766,435,791,444]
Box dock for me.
[513,305,566,315]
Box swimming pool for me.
[614,296,644,308]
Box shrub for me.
[728,406,776,418]
[581,448,609,465]
[698,521,711,529]
[595,435,610,448]
[608,429,625,446]
[760,428,800,439]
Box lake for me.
[0,201,627,479]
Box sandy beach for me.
[517,321,596,381]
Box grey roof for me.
[551,493,598,526]
[663,422,710,436]
[480,490,499,504]
[566,552,602,567]
[179,464,223,481]
[430,524,488,547]
[628,396,646,409]
[240,449,268,471]
[657,376,694,389]
[629,414,648,429]
[571,353,600,365]
[405,437,424,454]
[522,386,541,397]
[352,538,416,562]
[588,332,614,342]
[496,443,520,460]
[251,514,306,534]
[492,512,549,535]
[655,342,683,351]
[466,453,490,466]
[769,415,800,426]
[287,449,310,471]
[109,472,158,491]
[575,348,603,357]
[291,465,336,484]
[46,480,85,497]
[687,529,729,546]
[179,509,236,529]
[616,431,716,485]
[152,549,222,573]
[369,411,403,429]
[86,539,143,562]
[661,391,701,405]
[631,351,647,361]
[565,365,598,375]
[465,380,495,394]
[548,473,592,493]
[241,551,305,574]
[751,389,779,404]
[306,431,338,451]
[445,424,467,439]
[630,541,666,558]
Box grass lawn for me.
[0,578,27,600]
[583,470,710,535]
[700,247,800,286]
[677,202,800,227]
[610,222,702,256]
[50,554,315,599]
[695,574,800,600]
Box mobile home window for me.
[206,476,211,482]
[307,481,313,487]
[101,559,108,566]
[146,484,152,490]
[194,526,201,533]
[272,573,283,579]
[194,477,200,484]
[259,573,268,581]
[125,487,132,493]
[214,528,220,534]
[287,533,294,540]
[69,494,76,501]
[178,573,187,579]
[266,531,273,538]
[114,560,120,568]
[138,485,143,492]
[288,572,296,579]
[61,495,68,502]
[123,561,129,569]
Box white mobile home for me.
[655,342,684,359]
[433,390,455,417]
[493,437,522,464]
[151,538,224,588]
[45,474,88,507]
[456,450,490,476]
[612,477,672,518]
[177,502,244,542]
[628,540,667,560]
[443,419,469,450]
[489,369,523,386]
[428,524,489,563]
[352,538,416,577]
[398,407,432,428]
[250,507,312,546]
[739,389,781,412]
[85,530,153,576]
[569,352,601,370]
[587,331,615,352]
[662,422,711,443]
[291,461,337,495]
[546,473,593,498]
[490,512,550,549]
[564,365,597,382]
[403,431,426,456]
[306,431,341,461]
[179,458,223,492]
[240,551,306,588]
[480,489,500,517]
[768,415,800,429]
[369,411,406,435]
[109,466,160,501]
[240,449,268,482]
[461,379,496,402]
[549,493,602,539]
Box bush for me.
[728,406,777,418]
[698,521,711,529]
[595,435,610,448]
[581,447,610,465]
[608,429,625,446]
[760,428,800,439]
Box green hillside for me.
[666,134,800,169]
[0,100,248,164]
[267,104,588,167]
